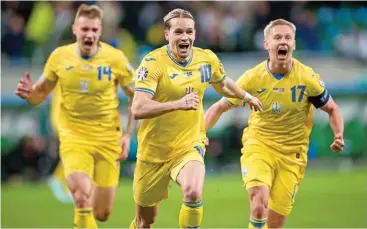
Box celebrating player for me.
[15,4,136,228]
[204,19,344,228]
[128,8,262,229]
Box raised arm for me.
[16,49,60,105]
[208,50,263,112]
[15,72,57,105]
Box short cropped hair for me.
[74,4,103,23]
[163,8,194,30]
[264,19,296,38]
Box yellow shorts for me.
[59,138,121,187]
[133,142,205,207]
[240,142,305,216]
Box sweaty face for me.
[165,18,195,60]
[73,16,102,56]
[264,25,295,64]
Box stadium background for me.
[1,1,366,228]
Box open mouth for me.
[277,47,288,58]
[178,43,190,52]
[84,40,93,48]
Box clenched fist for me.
[177,87,199,111]
[15,72,33,100]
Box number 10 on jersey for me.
[199,64,212,83]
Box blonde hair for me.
[163,8,194,30]
[264,19,296,38]
[74,4,103,23]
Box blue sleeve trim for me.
[134,87,155,96]
[223,97,236,106]
[210,75,226,84]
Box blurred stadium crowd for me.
[1,1,367,183]
[2,1,367,67]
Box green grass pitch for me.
[2,167,367,228]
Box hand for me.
[15,72,33,100]
[204,137,209,147]
[116,134,131,161]
[177,87,199,111]
[248,97,263,112]
[330,133,344,152]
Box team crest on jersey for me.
[271,101,282,114]
[137,67,148,81]
[80,80,89,92]
[82,64,93,70]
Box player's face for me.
[264,24,295,64]
[73,16,102,56]
[165,18,196,60]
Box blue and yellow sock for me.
[248,215,268,228]
[74,208,98,229]
[179,200,203,228]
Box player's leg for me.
[241,147,277,229]
[170,145,205,229]
[130,159,170,228]
[92,142,121,222]
[48,160,73,204]
[61,141,98,229]
[267,159,304,228]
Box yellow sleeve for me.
[306,72,330,108]
[307,72,326,96]
[43,48,60,82]
[116,51,135,88]
[206,50,226,83]
[225,71,252,107]
[134,55,161,96]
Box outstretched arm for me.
[205,98,233,132]
[211,77,263,112]
[211,77,252,100]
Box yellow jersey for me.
[226,59,329,165]
[43,42,134,142]
[50,82,62,135]
[135,45,226,163]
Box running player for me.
[15,4,136,228]
[204,19,344,228]
[129,8,263,229]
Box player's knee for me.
[183,185,202,202]
[73,189,90,208]
[94,210,111,222]
[250,191,268,219]
[136,214,156,228]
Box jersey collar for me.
[76,42,101,61]
[266,59,293,80]
[166,45,193,68]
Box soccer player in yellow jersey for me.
[15,4,136,228]
[129,9,262,229]
[205,19,344,228]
